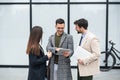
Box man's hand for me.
[56,48,60,52]
[78,59,84,65]
[63,51,70,57]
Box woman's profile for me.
[26,26,52,80]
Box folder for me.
[74,46,92,59]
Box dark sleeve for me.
[29,53,48,65]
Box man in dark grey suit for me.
[46,18,74,80]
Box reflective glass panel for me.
[0,5,29,65]
[108,5,120,56]
[0,0,29,2]
[70,4,106,66]
[33,0,67,2]
[109,0,120,2]
[32,5,67,55]
[70,0,106,2]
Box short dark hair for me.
[56,18,65,25]
[74,18,88,29]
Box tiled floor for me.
[0,68,120,80]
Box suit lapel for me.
[59,33,66,47]
[51,35,55,47]
[81,31,90,47]
[81,37,88,47]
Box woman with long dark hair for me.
[26,26,52,80]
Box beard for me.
[77,31,81,34]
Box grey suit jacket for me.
[46,32,74,80]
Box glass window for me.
[109,0,120,2]
[70,0,106,2]
[70,4,106,66]
[0,5,29,65]
[32,5,68,55]
[32,0,67,2]
[0,0,29,2]
[108,5,120,56]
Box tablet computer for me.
[56,48,70,55]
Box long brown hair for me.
[26,26,43,55]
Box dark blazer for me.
[28,47,48,80]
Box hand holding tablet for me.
[56,48,70,57]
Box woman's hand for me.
[47,51,52,59]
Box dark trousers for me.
[77,67,93,80]
[78,75,93,80]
